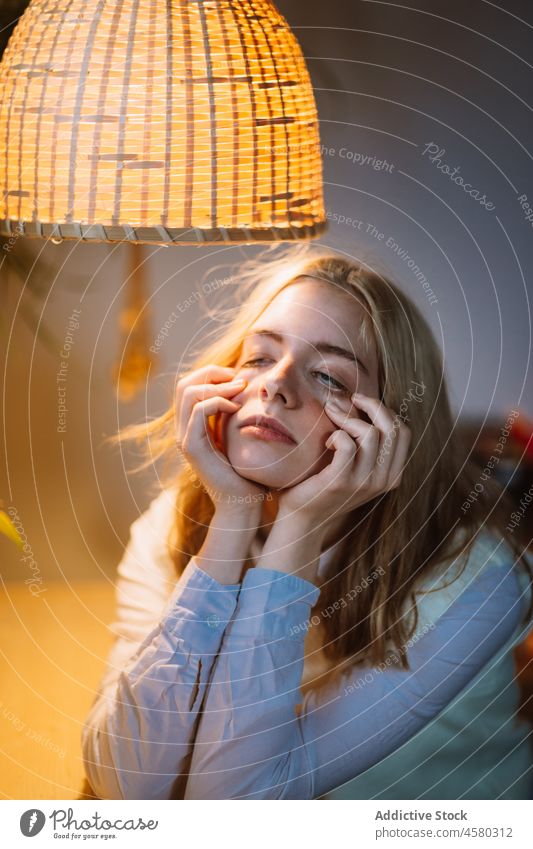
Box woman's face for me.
[219,278,380,489]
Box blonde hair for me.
[109,244,533,670]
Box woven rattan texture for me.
[0,0,325,243]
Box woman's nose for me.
[261,380,283,402]
[260,361,294,402]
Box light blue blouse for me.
[82,493,533,800]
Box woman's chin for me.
[229,462,287,489]
[225,450,289,487]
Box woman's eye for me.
[241,358,348,394]
[241,357,269,368]
[314,371,348,393]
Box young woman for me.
[82,248,533,800]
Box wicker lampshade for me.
[0,0,326,246]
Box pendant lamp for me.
[0,0,326,246]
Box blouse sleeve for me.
[183,559,530,799]
[81,493,241,800]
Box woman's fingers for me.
[324,395,409,492]
[350,392,395,429]
[181,395,241,465]
[324,401,381,447]
[327,419,381,487]
[324,428,358,477]
[386,424,412,489]
[173,364,270,505]
[351,394,412,486]
[174,364,237,424]
[176,378,245,440]
[177,364,236,392]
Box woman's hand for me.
[252,391,412,584]
[174,364,269,514]
[276,391,412,527]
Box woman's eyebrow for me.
[244,328,370,376]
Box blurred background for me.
[0,0,532,798]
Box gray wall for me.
[1,1,531,581]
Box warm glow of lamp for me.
[0,0,326,245]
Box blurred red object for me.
[513,413,533,462]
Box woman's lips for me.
[239,424,295,445]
